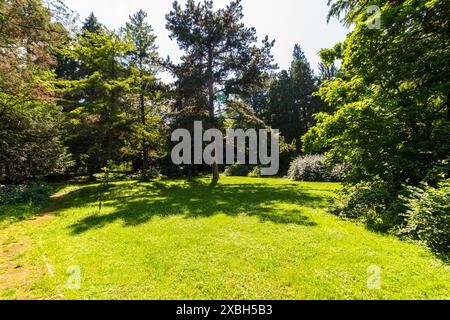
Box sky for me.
[64,0,349,77]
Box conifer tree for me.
[122,10,160,179]
[166,0,276,182]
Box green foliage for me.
[121,10,165,175]
[224,164,250,177]
[0,184,52,206]
[329,180,403,232]
[143,167,161,180]
[57,12,167,179]
[398,180,450,257]
[288,155,346,182]
[122,10,158,72]
[0,0,73,183]
[0,99,73,182]
[0,0,65,98]
[61,27,134,173]
[93,165,161,182]
[248,166,261,178]
[166,0,276,102]
[166,0,276,182]
[304,0,450,233]
[94,161,127,182]
[263,45,326,152]
[277,136,298,175]
[0,203,42,228]
[424,156,450,184]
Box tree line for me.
[304,0,449,240]
[0,0,329,183]
[1,0,449,250]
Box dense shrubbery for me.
[140,167,161,180]
[329,180,403,232]
[288,155,328,181]
[224,164,251,177]
[224,165,263,178]
[301,0,450,257]
[397,180,450,257]
[0,184,53,206]
[94,168,161,182]
[248,166,262,178]
[287,155,347,182]
[0,184,53,227]
[330,179,450,257]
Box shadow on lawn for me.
[65,179,329,235]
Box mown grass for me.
[1,177,449,299]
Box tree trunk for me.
[211,162,220,184]
[207,47,220,184]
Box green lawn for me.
[1,177,449,299]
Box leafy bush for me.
[141,167,161,180]
[248,166,261,178]
[424,156,450,184]
[329,180,402,231]
[224,164,250,177]
[94,172,126,182]
[331,162,351,181]
[0,184,52,206]
[94,168,161,182]
[287,154,346,182]
[397,180,450,257]
[114,161,134,173]
[94,161,161,182]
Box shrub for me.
[248,166,261,178]
[329,180,402,231]
[94,172,126,182]
[288,154,346,182]
[397,180,450,257]
[331,162,351,181]
[141,167,161,180]
[224,164,250,177]
[0,184,52,206]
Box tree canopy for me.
[303,0,450,227]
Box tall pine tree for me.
[62,28,133,174]
[166,0,276,182]
[264,45,322,151]
[122,10,160,179]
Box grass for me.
[0,177,449,299]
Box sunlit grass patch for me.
[1,177,449,300]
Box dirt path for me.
[0,194,64,300]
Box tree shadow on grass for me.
[65,179,329,235]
